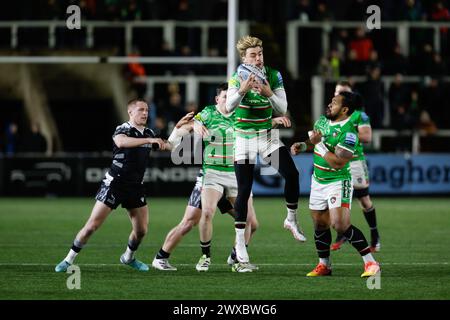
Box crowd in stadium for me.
[3,0,450,23]
[1,0,449,154]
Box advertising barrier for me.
[1,153,449,196]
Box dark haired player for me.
[331,81,381,252]
[291,92,380,277]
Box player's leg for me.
[227,196,259,271]
[356,192,380,252]
[196,187,222,271]
[233,161,254,263]
[306,177,333,276]
[328,179,380,277]
[233,134,256,263]
[119,205,149,271]
[268,146,306,242]
[152,206,201,271]
[306,209,333,276]
[55,201,113,272]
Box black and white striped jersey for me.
[108,122,156,184]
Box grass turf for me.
[0,197,449,300]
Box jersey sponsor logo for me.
[330,196,336,204]
[344,132,357,147]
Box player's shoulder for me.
[195,105,215,121]
[114,122,132,135]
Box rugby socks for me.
[314,229,331,266]
[156,248,170,259]
[275,147,300,208]
[342,225,372,257]
[64,239,84,264]
[200,240,211,258]
[235,228,246,251]
[286,207,298,222]
[123,239,140,261]
[230,245,248,262]
[234,162,254,224]
[363,207,380,243]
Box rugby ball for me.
[237,63,266,83]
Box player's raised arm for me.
[167,112,196,150]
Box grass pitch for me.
[0,197,449,300]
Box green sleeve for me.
[337,131,359,154]
[228,72,240,89]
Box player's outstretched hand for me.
[148,138,166,150]
[175,112,195,129]
[272,116,291,128]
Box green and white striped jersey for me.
[228,65,284,136]
[313,115,359,184]
[194,105,235,172]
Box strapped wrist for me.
[315,142,328,157]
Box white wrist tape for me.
[315,142,329,157]
[168,127,190,148]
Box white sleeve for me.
[268,89,287,115]
[226,87,244,113]
[168,126,191,149]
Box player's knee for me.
[331,221,349,234]
[202,207,215,221]
[314,221,329,231]
[251,220,259,233]
[84,222,100,236]
[134,227,147,239]
[179,219,195,235]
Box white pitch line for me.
[0,262,448,267]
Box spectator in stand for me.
[402,0,425,21]
[363,66,385,128]
[185,101,198,114]
[21,122,47,153]
[385,44,409,75]
[3,122,19,155]
[349,27,374,62]
[313,1,333,21]
[422,78,446,128]
[392,89,420,131]
[290,0,313,21]
[126,48,147,97]
[430,1,450,54]
[389,74,410,126]
[164,93,186,125]
[318,49,342,80]
[105,0,121,21]
[121,0,142,20]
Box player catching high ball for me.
[226,35,306,265]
